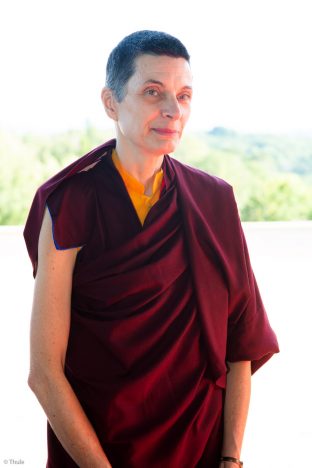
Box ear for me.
[101,87,118,121]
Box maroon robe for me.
[24,140,279,468]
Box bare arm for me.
[219,361,251,468]
[28,208,111,468]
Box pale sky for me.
[0,0,311,135]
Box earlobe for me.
[101,87,118,121]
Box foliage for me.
[175,129,312,221]
[0,126,311,224]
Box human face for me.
[113,54,193,158]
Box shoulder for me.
[47,165,98,208]
[36,139,115,201]
[24,141,115,274]
[46,167,100,250]
[169,155,234,197]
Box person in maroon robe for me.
[25,31,279,468]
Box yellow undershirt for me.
[112,149,164,225]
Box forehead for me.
[129,54,192,87]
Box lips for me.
[152,128,179,135]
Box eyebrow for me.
[143,79,193,90]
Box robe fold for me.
[24,140,279,468]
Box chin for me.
[147,129,182,155]
[156,139,179,155]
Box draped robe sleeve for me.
[23,139,115,276]
[46,171,95,250]
[171,158,279,382]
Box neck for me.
[115,139,164,195]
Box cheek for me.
[183,106,191,123]
[118,111,139,135]
[122,116,149,140]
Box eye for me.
[178,93,192,102]
[145,88,160,97]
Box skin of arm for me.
[28,208,112,468]
[219,360,251,468]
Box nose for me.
[161,95,182,120]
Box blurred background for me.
[0,0,311,466]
